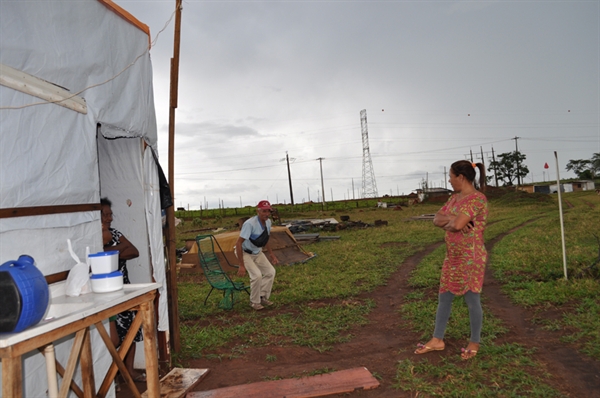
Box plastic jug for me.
[0,255,49,333]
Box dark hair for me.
[451,160,486,191]
[100,197,112,207]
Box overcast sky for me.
[116,0,599,210]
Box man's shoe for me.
[260,297,273,306]
[250,302,264,310]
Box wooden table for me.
[0,283,161,398]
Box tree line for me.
[488,152,599,186]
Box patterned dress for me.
[439,191,488,295]
[108,228,143,343]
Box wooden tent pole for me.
[166,0,183,353]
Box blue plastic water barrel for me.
[0,255,49,333]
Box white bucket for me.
[90,270,123,293]
[88,251,118,275]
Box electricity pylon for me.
[360,109,378,198]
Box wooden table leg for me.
[2,355,22,398]
[80,327,96,398]
[139,300,160,398]
[95,318,143,398]
[58,328,86,398]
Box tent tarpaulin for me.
[0,1,166,397]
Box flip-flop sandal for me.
[461,347,478,360]
[415,343,444,354]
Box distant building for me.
[533,180,595,194]
[571,180,596,192]
[416,187,453,203]
[517,185,535,193]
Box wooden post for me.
[2,356,22,397]
[165,0,183,353]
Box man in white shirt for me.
[235,200,279,310]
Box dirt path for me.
[121,225,600,397]
[483,229,600,397]
[184,242,443,398]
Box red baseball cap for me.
[257,200,272,210]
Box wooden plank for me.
[141,368,209,398]
[97,314,144,398]
[37,344,85,398]
[177,263,197,269]
[58,329,86,398]
[53,355,84,398]
[80,328,96,398]
[46,271,70,284]
[95,321,130,398]
[186,367,379,398]
[0,203,101,219]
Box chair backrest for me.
[196,234,235,290]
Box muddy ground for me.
[121,225,600,397]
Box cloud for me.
[175,121,259,139]
[117,0,599,208]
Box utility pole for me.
[285,152,294,205]
[444,167,447,190]
[286,152,294,205]
[480,146,485,167]
[512,136,521,186]
[317,157,325,210]
[491,146,499,187]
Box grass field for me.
[174,189,600,396]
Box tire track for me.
[483,221,600,397]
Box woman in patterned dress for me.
[101,198,145,381]
[414,160,488,360]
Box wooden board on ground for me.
[142,368,209,398]
[409,214,435,221]
[186,367,379,398]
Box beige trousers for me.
[241,251,276,304]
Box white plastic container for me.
[90,270,123,293]
[88,251,118,275]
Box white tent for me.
[0,1,168,396]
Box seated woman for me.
[101,198,145,382]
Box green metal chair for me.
[195,234,250,309]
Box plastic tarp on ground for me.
[189,226,316,270]
[0,1,166,397]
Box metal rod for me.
[554,151,568,280]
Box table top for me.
[0,281,160,348]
